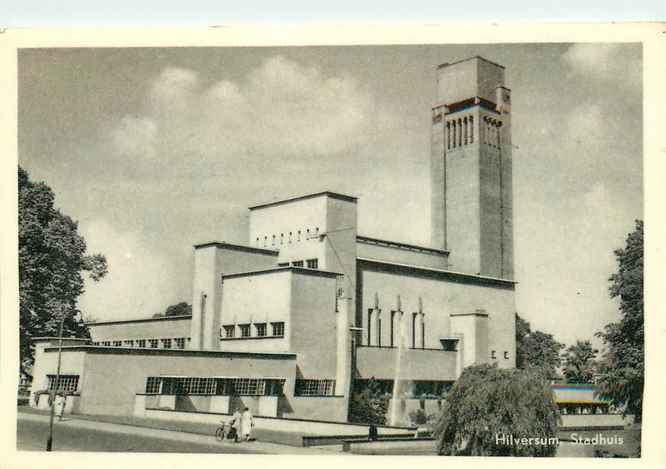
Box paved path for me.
[17,410,332,454]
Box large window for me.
[47,375,79,393]
[239,324,251,338]
[306,258,318,269]
[113,340,122,347]
[175,337,186,349]
[295,379,336,397]
[137,339,146,348]
[223,325,235,338]
[271,322,285,337]
[292,260,304,267]
[161,338,172,349]
[148,339,159,349]
[146,377,285,396]
[255,323,267,337]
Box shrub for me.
[434,364,560,457]
[349,378,390,425]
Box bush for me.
[434,364,560,457]
[349,378,390,425]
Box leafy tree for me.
[562,340,598,384]
[515,313,564,379]
[349,378,390,425]
[152,301,192,318]
[595,220,643,421]
[19,166,107,367]
[164,302,192,316]
[434,364,560,456]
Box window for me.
[137,339,146,348]
[239,324,251,338]
[504,351,509,359]
[289,232,292,243]
[280,233,284,245]
[161,338,172,349]
[491,350,496,359]
[255,323,267,337]
[272,235,276,246]
[102,341,111,347]
[306,258,318,269]
[148,339,159,349]
[232,378,265,395]
[297,230,301,241]
[145,376,161,394]
[112,340,121,347]
[222,325,235,338]
[292,260,304,267]
[277,262,289,267]
[295,379,336,397]
[271,322,285,337]
[263,236,267,247]
[123,339,134,347]
[175,338,186,349]
[47,375,79,393]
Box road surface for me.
[17,412,275,453]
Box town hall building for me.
[30,56,517,424]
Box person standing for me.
[55,393,66,421]
[241,407,254,441]
[231,408,242,442]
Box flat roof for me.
[193,241,278,255]
[357,235,449,256]
[357,257,516,289]
[437,56,505,70]
[223,265,343,280]
[87,314,192,327]
[43,345,297,360]
[32,337,90,343]
[248,191,357,211]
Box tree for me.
[562,340,598,384]
[349,378,390,425]
[515,313,565,379]
[434,364,560,456]
[152,301,192,318]
[595,220,643,421]
[19,166,107,367]
[164,302,192,316]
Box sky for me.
[18,43,643,348]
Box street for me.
[17,413,271,453]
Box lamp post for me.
[46,312,65,452]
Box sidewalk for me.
[18,409,335,454]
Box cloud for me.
[561,43,641,89]
[109,116,158,160]
[78,219,181,321]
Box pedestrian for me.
[56,393,66,421]
[241,407,254,441]
[231,408,242,442]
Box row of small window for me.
[220,321,284,339]
[91,337,190,349]
[256,228,320,248]
[145,376,285,396]
[47,374,80,393]
[277,258,318,269]
[491,350,510,360]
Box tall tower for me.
[430,56,513,279]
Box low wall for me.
[142,406,412,437]
[560,414,631,430]
[288,396,348,422]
